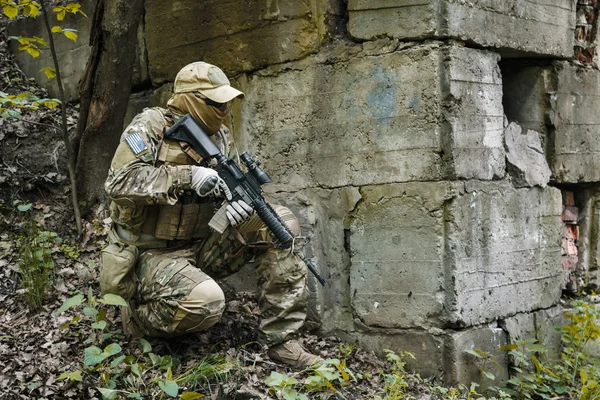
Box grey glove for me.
[190,166,232,199]
[226,200,254,226]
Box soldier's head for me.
[167,62,244,135]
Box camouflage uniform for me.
[103,105,308,347]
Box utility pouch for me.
[100,243,139,299]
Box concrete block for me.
[550,62,600,183]
[349,182,459,329]
[446,182,563,327]
[340,329,446,378]
[500,306,564,363]
[234,42,505,192]
[144,0,321,83]
[348,0,575,57]
[504,122,551,187]
[443,46,505,180]
[444,324,509,387]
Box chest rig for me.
[141,120,217,241]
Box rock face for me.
[347,0,575,57]
[11,0,600,386]
[144,0,323,83]
[504,122,552,187]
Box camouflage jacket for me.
[104,107,235,246]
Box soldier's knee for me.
[273,205,300,236]
[174,279,226,334]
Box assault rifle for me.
[165,114,326,287]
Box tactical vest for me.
[140,136,216,241]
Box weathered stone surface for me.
[445,324,509,387]
[446,182,563,327]
[349,182,458,329]
[144,0,321,84]
[500,306,564,362]
[550,62,600,183]
[348,181,562,330]
[8,0,148,101]
[443,46,505,180]
[234,41,505,192]
[348,0,575,57]
[504,122,552,187]
[339,329,447,378]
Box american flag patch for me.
[125,132,148,156]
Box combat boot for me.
[267,340,323,368]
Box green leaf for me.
[482,371,496,380]
[63,29,78,41]
[83,307,98,317]
[17,203,32,212]
[84,346,107,366]
[131,363,143,379]
[127,394,142,399]
[68,370,83,382]
[139,338,152,353]
[3,4,18,19]
[110,354,126,368]
[158,380,179,397]
[265,371,298,387]
[92,320,107,330]
[99,294,128,307]
[55,294,85,315]
[149,353,161,366]
[104,343,122,357]
[498,344,518,351]
[464,349,483,358]
[97,388,118,400]
[40,67,56,79]
[180,393,204,400]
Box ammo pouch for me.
[100,243,139,299]
[154,202,216,240]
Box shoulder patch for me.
[125,132,154,162]
[125,132,149,155]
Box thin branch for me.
[4,117,59,131]
[39,0,83,235]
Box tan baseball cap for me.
[173,62,244,103]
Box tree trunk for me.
[74,0,144,210]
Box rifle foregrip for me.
[254,199,294,249]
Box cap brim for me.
[200,85,245,103]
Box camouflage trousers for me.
[122,205,308,346]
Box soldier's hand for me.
[226,200,253,226]
[190,166,232,199]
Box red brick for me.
[562,206,578,223]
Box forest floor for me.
[0,25,449,400]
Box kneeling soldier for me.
[101,62,322,367]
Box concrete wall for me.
[348,0,576,58]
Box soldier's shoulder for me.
[123,107,169,142]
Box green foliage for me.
[265,344,358,399]
[374,350,415,400]
[464,300,600,400]
[56,290,217,399]
[1,1,84,120]
[17,212,59,308]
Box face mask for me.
[167,92,228,135]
